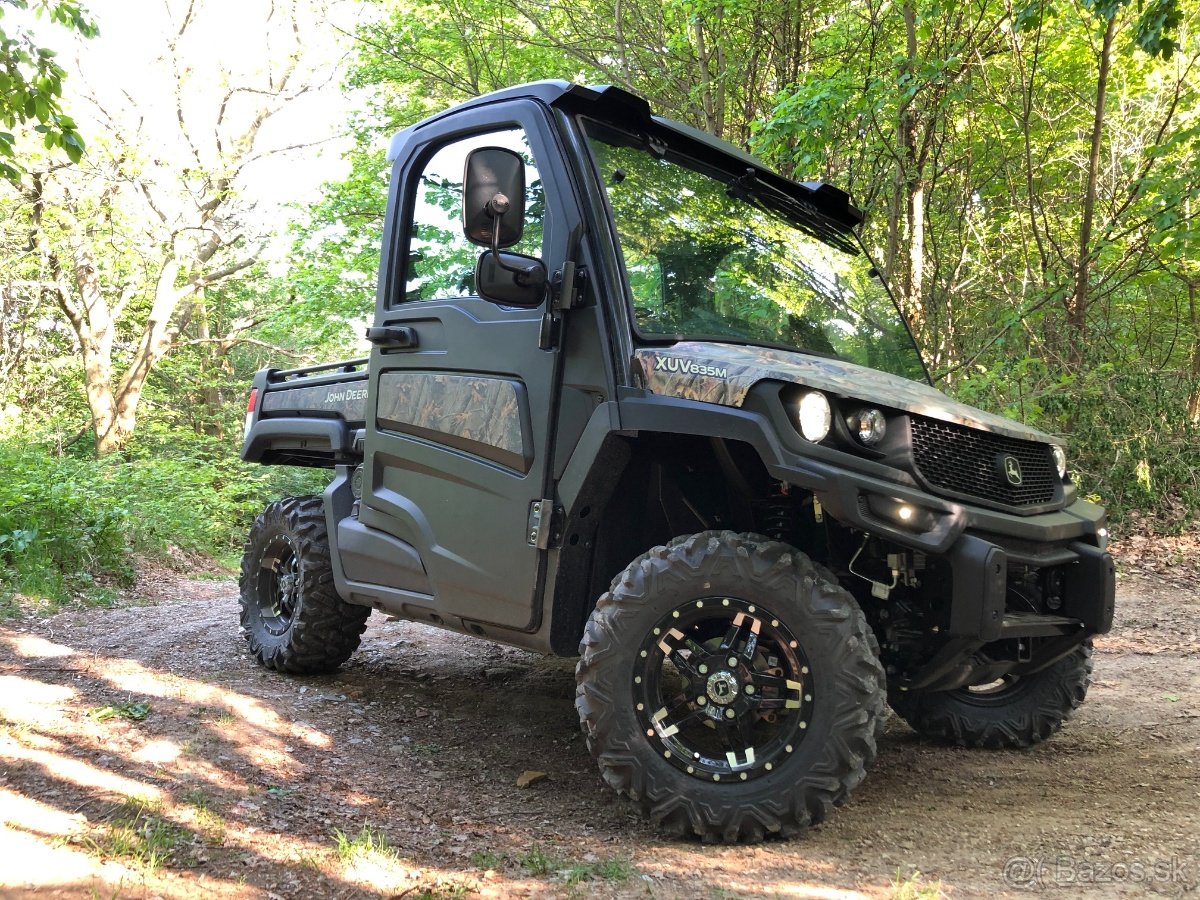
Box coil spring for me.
[754,495,796,544]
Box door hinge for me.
[527,499,562,549]
[551,261,586,312]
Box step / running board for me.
[1000,612,1083,638]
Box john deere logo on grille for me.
[1002,455,1023,486]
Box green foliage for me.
[88,700,151,722]
[0,0,97,180]
[562,856,634,885]
[0,431,327,612]
[954,363,1200,530]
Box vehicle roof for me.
[386,80,863,229]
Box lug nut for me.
[727,657,738,667]
[724,708,736,719]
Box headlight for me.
[796,391,831,442]
[848,408,887,446]
[1051,444,1067,479]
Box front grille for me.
[909,416,1058,508]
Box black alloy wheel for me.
[635,596,816,783]
[576,530,887,842]
[239,496,370,674]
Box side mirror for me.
[462,147,525,249]
[476,251,546,308]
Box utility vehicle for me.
[239,81,1114,841]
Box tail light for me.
[244,388,258,437]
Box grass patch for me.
[83,796,186,871]
[515,845,633,885]
[890,869,944,900]
[333,824,397,864]
[183,789,226,846]
[468,849,502,870]
[410,883,474,900]
[518,844,557,876]
[563,856,634,884]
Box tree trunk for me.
[895,0,925,335]
[1069,14,1117,370]
[1186,279,1200,423]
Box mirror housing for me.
[463,147,525,249]
[476,251,546,308]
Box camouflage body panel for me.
[377,371,529,472]
[261,379,368,426]
[634,342,1053,444]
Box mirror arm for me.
[485,191,547,298]
[488,193,529,278]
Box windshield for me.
[585,121,928,383]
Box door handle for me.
[365,326,419,349]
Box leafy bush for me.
[953,364,1200,531]
[0,430,327,610]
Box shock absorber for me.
[754,492,795,543]
[752,484,828,558]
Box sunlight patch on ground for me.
[0,787,87,837]
[6,634,75,659]
[0,738,163,801]
[0,675,76,724]
[131,738,182,766]
[0,824,103,890]
[771,884,873,899]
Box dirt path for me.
[0,565,1197,899]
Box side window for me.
[403,128,546,303]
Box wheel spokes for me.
[747,672,805,711]
[717,611,762,662]
[650,694,707,738]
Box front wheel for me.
[889,643,1093,749]
[575,531,886,842]
[239,496,370,674]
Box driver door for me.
[358,101,570,631]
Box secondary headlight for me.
[796,391,831,442]
[1051,444,1067,479]
[848,408,887,446]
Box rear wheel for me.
[239,496,369,674]
[575,531,886,842]
[889,643,1093,749]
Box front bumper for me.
[812,466,1114,691]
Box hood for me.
[633,342,1055,444]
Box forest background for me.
[0,0,1197,610]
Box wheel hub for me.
[633,596,816,782]
[706,670,739,705]
[277,571,298,604]
[257,536,300,636]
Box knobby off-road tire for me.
[575,531,887,842]
[239,496,369,674]
[889,642,1093,749]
